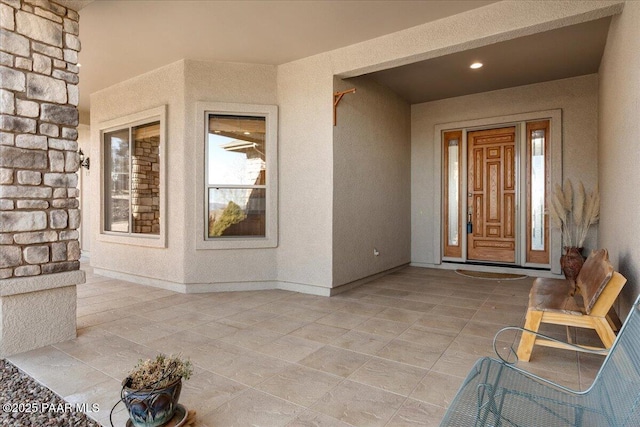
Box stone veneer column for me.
[0,0,84,356]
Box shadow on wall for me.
[618,251,638,319]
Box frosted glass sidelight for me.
[531,130,545,250]
[448,140,459,246]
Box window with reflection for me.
[206,114,266,238]
[104,121,161,236]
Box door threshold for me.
[451,261,548,271]
[439,261,557,278]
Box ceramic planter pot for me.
[122,377,182,427]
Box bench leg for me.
[593,317,617,348]
[606,307,622,331]
[517,310,543,362]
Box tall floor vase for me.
[561,246,584,286]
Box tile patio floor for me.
[8,263,606,426]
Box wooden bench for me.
[516,249,627,362]
[439,294,640,427]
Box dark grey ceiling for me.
[366,17,611,104]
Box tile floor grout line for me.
[8,264,598,426]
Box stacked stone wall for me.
[0,0,81,279]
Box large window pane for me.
[103,121,161,235]
[206,113,267,239]
[199,103,276,248]
[208,115,266,186]
[208,188,266,237]
[99,106,166,247]
[104,128,130,232]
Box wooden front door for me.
[467,127,516,262]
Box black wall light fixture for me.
[78,149,90,170]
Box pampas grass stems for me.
[549,179,599,249]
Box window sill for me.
[98,232,166,248]
[195,236,277,250]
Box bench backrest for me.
[589,294,640,426]
[576,249,618,315]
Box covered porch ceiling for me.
[75,1,611,115]
[366,17,611,104]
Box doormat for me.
[455,270,528,280]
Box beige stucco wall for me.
[90,60,280,288]
[90,61,186,283]
[332,76,410,286]
[77,124,90,254]
[86,1,625,294]
[411,74,599,267]
[182,60,279,286]
[276,57,335,289]
[275,0,619,290]
[598,0,640,315]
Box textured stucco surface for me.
[598,1,640,316]
[90,61,186,283]
[78,124,90,254]
[182,60,278,285]
[332,75,410,286]
[0,271,81,357]
[275,1,618,290]
[411,74,599,267]
[91,60,280,288]
[276,56,335,288]
[87,1,626,293]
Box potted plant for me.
[549,179,600,283]
[121,354,193,427]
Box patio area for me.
[7,263,605,426]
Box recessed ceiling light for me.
[243,132,251,135]
[77,63,82,67]
[470,62,483,69]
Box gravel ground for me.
[0,359,102,427]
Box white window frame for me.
[195,102,278,250]
[98,105,167,248]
